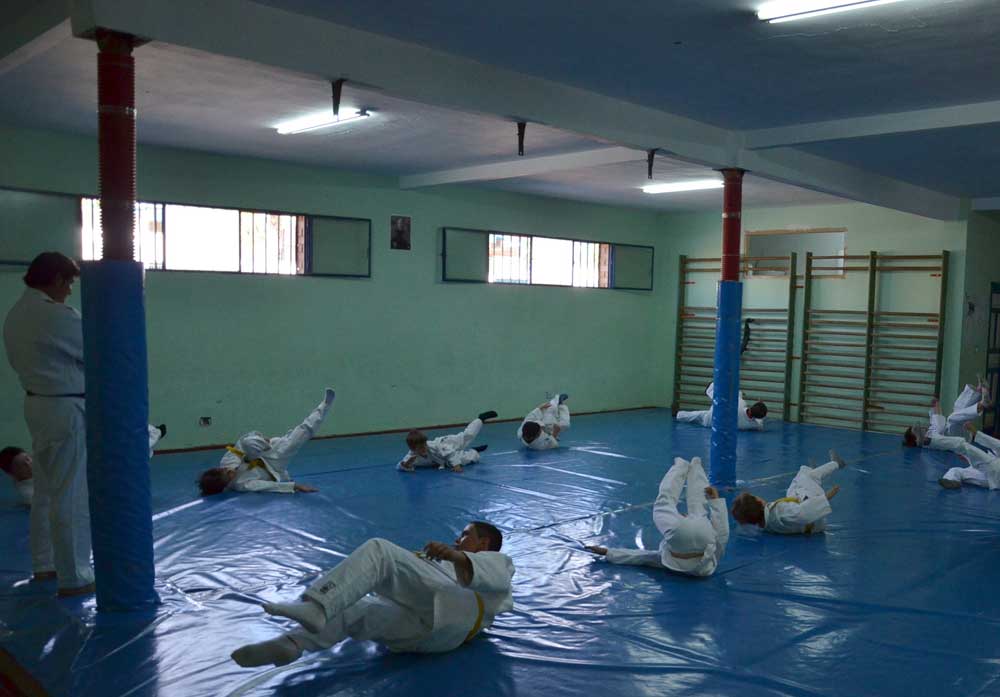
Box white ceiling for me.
[4,0,998,216]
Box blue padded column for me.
[709,280,743,486]
[81,260,158,610]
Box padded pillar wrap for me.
[710,280,743,486]
[82,260,158,610]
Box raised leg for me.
[940,466,989,489]
[268,390,335,461]
[295,538,440,628]
[652,458,691,535]
[684,457,709,521]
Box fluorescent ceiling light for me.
[275,109,371,135]
[757,0,909,23]
[642,179,723,194]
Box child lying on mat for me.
[398,410,496,473]
[903,379,992,447]
[4,424,166,507]
[929,423,1000,491]
[197,389,334,495]
[675,382,766,431]
[518,393,570,450]
[586,456,729,577]
[231,521,514,667]
[730,450,846,534]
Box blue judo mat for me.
[1,409,998,697]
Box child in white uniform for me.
[197,389,334,495]
[518,394,570,450]
[230,521,514,667]
[933,423,1000,490]
[1,447,34,506]
[4,424,165,507]
[731,450,846,534]
[586,457,729,577]
[903,380,991,447]
[398,410,496,473]
[675,382,766,431]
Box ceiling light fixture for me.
[275,109,371,135]
[757,0,909,23]
[642,179,723,194]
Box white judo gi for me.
[928,385,983,438]
[602,457,729,577]
[398,418,485,470]
[287,538,514,654]
[3,288,91,589]
[219,395,333,492]
[14,478,33,506]
[147,424,162,458]
[930,431,1000,490]
[763,460,838,534]
[517,396,571,450]
[675,382,764,431]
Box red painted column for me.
[96,30,136,261]
[720,168,745,281]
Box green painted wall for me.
[0,127,670,448]
[659,202,969,421]
[0,125,985,449]
[960,211,1000,389]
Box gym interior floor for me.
[1,409,997,697]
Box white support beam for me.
[736,146,964,221]
[744,100,1000,150]
[400,147,645,189]
[71,0,964,220]
[0,2,70,77]
[972,197,1000,211]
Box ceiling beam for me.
[972,197,1000,211]
[399,147,645,189]
[744,100,1000,150]
[736,146,964,221]
[71,0,964,220]
[0,2,70,77]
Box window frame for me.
[744,227,847,280]
[302,214,373,279]
[441,226,653,291]
[79,195,372,279]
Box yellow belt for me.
[226,445,274,479]
[410,551,485,642]
[770,496,814,535]
[464,592,485,643]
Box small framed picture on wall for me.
[390,215,411,250]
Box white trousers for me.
[24,396,93,588]
[147,424,162,458]
[788,460,839,499]
[297,538,459,653]
[432,418,483,467]
[675,409,712,428]
[930,385,982,437]
[652,458,709,537]
[941,465,990,488]
[288,595,430,654]
[263,398,334,475]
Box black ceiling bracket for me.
[517,121,527,156]
[647,149,656,179]
[331,78,346,118]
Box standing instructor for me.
[3,252,93,596]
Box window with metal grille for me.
[81,198,305,274]
[486,233,611,287]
